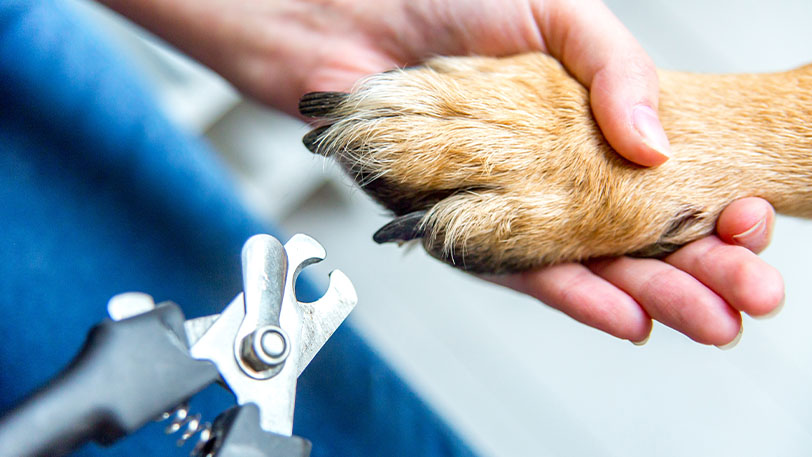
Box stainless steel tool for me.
[0,233,357,457]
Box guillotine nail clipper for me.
[0,233,357,457]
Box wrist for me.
[99,0,242,68]
[96,0,351,113]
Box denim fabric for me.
[0,2,477,456]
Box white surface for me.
[206,102,344,222]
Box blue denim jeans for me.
[0,2,476,456]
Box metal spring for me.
[160,403,215,457]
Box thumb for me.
[540,0,671,166]
[716,197,776,254]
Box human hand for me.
[99,0,669,165]
[489,197,783,346]
[100,0,785,345]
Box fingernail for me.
[631,332,651,346]
[716,324,743,350]
[632,105,672,160]
[732,217,767,246]
[753,294,785,320]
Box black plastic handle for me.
[0,303,219,457]
[207,404,312,457]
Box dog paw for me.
[299,53,728,274]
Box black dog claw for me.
[302,125,331,154]
[298,91,349,118]
[373,211,428,244]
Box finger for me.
[716,197,776,253]
[485,263,652,343]
[665,236,785,317]
[540,0,670,166]
[588,257,741,346]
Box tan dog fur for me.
[300,53,812,274]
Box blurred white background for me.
[75,1,812,455]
